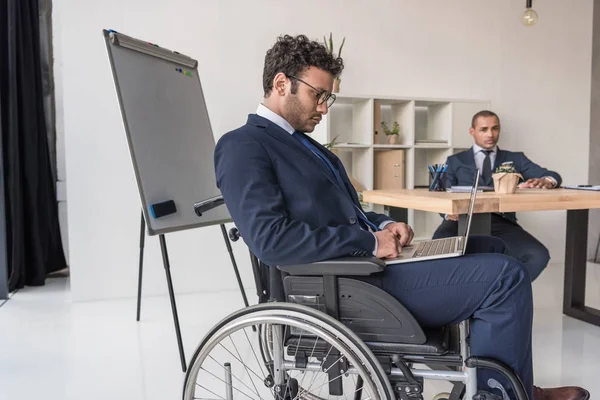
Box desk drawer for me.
[374,150,405,190]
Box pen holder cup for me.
[429,171,447,192]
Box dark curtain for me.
[0,0,67,291]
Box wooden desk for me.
[362,188,600,327]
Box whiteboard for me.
[103,29,230,235]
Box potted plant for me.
[324,135,339,152]
[323,32,345,93]
[492,162,523,194]
[381,121,400,144]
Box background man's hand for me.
[374,230,400,259]
[446,214,459,221]
[383,222,414,246]
[518,178,554,189]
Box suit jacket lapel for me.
[487,149,505,186]
[305,135,362,206]
[460,147,477,169]
[493,148,506,171]
[247,114,342,190]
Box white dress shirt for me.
[473,144,497,177]
[255,104,394,255]
[256,104,295,134]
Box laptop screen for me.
[462,169,480,254]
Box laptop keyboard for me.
[414,237,458,258]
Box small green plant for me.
[381,121,400,136]
[323,32,345,58]
[323,32,345,80]
[495,162,517,173]
[324,135,339,150]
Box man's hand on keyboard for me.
[383,222,414,247]
[374,230,400,259]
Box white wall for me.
[56,0,593,301]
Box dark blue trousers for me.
[433,215,550,281]
[361,235,533,400]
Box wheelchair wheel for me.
[183,303,395,400]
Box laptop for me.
[384,170,480,265]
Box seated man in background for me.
[215,34,587,400]
[433,111,561,282]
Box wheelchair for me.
[182,228,529,400]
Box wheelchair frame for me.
[183,228,530,400]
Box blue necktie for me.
[292,131,379,232]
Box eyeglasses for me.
[288,75,336,108]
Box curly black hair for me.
[262,34,344,96]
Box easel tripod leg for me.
[136,210,145,321]
[220,224,250,307]
[159,234,187,372]
[220,224,256,332]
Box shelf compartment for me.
[374,99,415,146]
[327,98,374,146]
[333,147,374,191]
[414,148,452,188]
[414,101,452,145]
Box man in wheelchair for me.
[188,34,590,400]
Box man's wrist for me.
[374,221,394,255]
[379,220,394,230]
[372,232,378,256]
[542,176,557,188]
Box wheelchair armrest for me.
[277,257,385,276]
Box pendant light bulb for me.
[522,0,538,26]
[522,9,538,26]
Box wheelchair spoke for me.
[194,398,225,400]
[297,377,373,400]
[228,335,262,396]
[283,328,303,399]
[318,374,327,398]
[202,361,265,400]
[299,336,332,393]
[295,367,345,399]
[244,326,270,378]
[216,341,267,385]
[194,383,226,400]
[338,385,372,400]
[300,342,335,396]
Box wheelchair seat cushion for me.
[364,326,450,356]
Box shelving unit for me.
[310,94,489,239]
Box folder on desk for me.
[563,185,600,191]
[447,185,494,193]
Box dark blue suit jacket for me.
[214,114,391,266]
[445,147,562,222]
